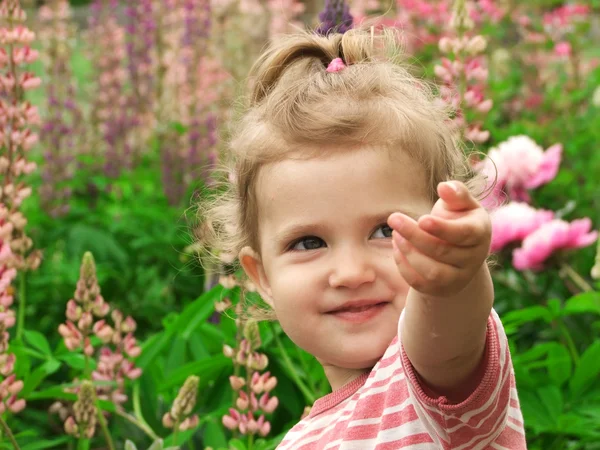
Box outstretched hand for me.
[388,181,491,298]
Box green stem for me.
[294,345,319,394]
[16,272,26,342]
[76,439,87,450]
[560,262,593,293]
[0,415,20,450]
[96,408,115,450]
[173,421,180,447]
[115,410,159,441]
[558,320,580,364]
[270,324,315,404]
[131,382,160,440]
[247,432,254,450]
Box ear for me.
[239,246,274,308]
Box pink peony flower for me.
[490,202,554,252]
[554,41,572,58]
[513,218,598,270]
[476,135,562,204]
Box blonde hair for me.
[196,27,486,316]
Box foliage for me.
[0,0,597,449]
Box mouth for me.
[327,300,390,323]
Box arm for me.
[402,264,492,402]
[388,181,493,402]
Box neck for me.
[321,364,370,392]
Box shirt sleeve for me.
[398,309,524,448]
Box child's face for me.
[240,147,433,383]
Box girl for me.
[200,28,526,449]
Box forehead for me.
[254,147,432,237]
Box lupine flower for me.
[64,381,97,439]
[0,0,45,421]
[221,321,277,438]
[86,0,131,177]
[57,252,142,424]
[162,375,200,431]
[124,0,156,163]
[0,0,42,272]
[476,135,562,206]
[512,219,598,271]
[267,0,305,36]
[317,0,354,36]
[347,0,377,23]
[435,0,492,145]
[92,309,143,407]
[37,0,82,218]
[490,202,554,253]
[157,0,222,205]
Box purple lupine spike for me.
[317,0,354,36]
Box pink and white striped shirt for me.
[277,310,526,449]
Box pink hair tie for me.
[326,57,346,73]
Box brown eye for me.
[290,236,325,251]
[372,224,392,239]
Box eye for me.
[289,236,326,251]
[371,223,393,239]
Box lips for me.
[327,300,389,324]
[327,299,389,313]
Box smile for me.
[327,302,389,323]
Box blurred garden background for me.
[0,0,599,448]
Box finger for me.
[393,233,461,293]
[437,181,480,212]
[388,213,469,267]
[392,237,426,288]
[418,211,491,248]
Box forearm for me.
[401,263,493,398]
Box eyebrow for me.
[274,209,423,245]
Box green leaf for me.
[203,420,228,448]
[125,442,138,450]
[180,285,225,339]
[547,299,562,318]
[502,306,552,328]
[66,224,129,269]
[563,292,600,316]
[159,356,231,391]
[519,390,556,433]
[21,359,61,397]
[546,344,572,387]
[23,330,53,357]
[59,353,94,371]
[228,439,248,450]
[569,340,600,398]
[19,437,71,450]
[137,331,175,370]
[536,385,563,423]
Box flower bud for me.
[222,414,238,430]
[229,375,245,390]
[170,375,199,420]
[466,35,487,55]
[438,37,453,54]
[236,391,249,410]
[223,344,235,358]
[66,300,82,322]
[162,412,175,428]
[243,321,261,350]
[179,415,199,431]
[259,419,271,437]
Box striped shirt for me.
[278,309,526,449]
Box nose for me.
[328,245,376,289]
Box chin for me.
[334,338,392,369]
